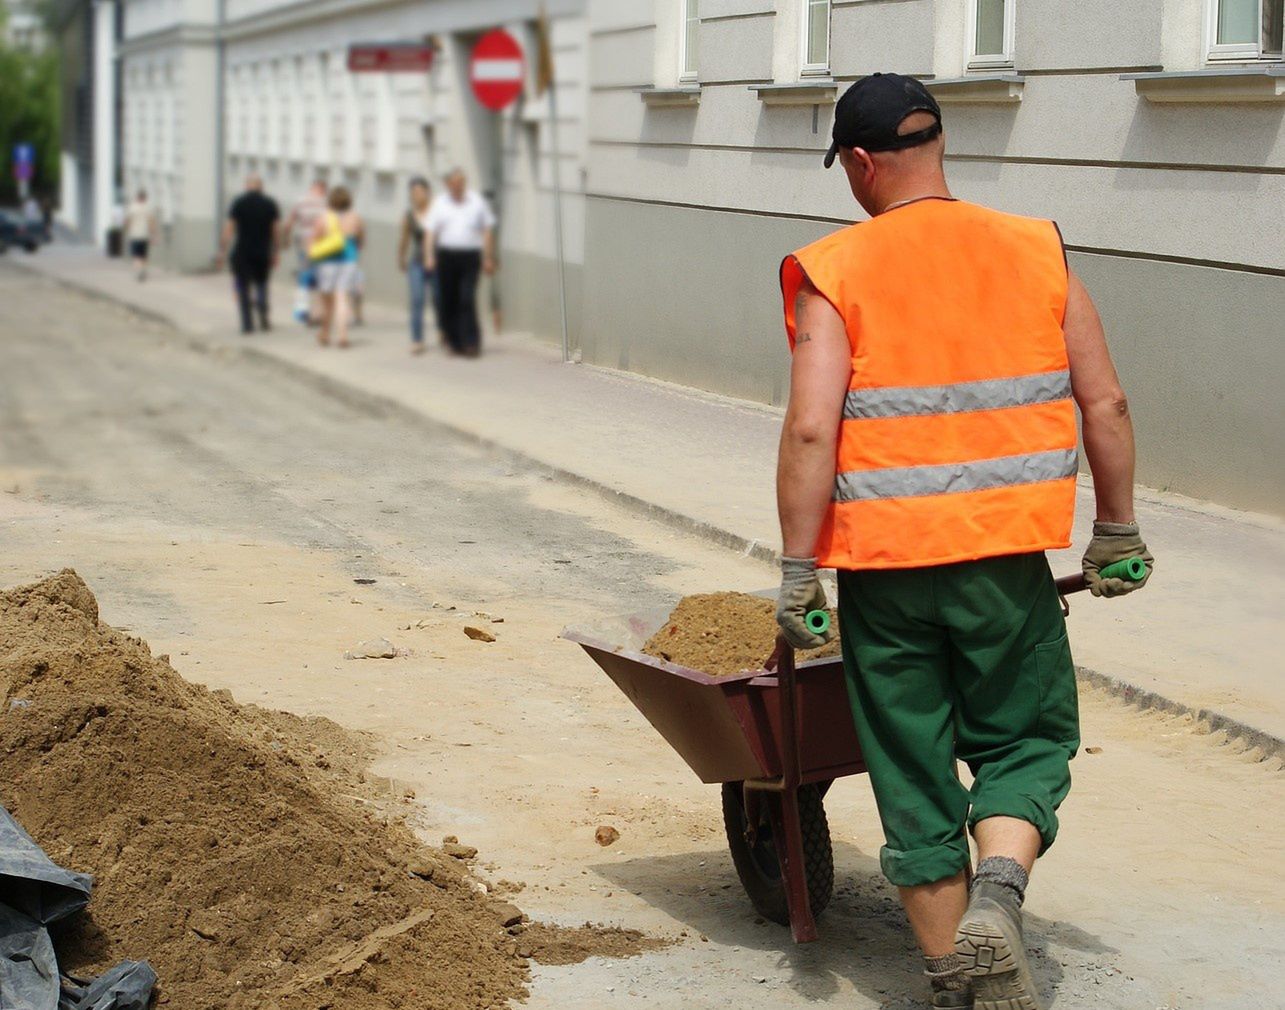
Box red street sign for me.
[469,28,524,111]
[347,43,435,73]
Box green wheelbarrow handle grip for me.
[804,609,831,635]
[1098,557,1148,582]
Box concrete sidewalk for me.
[19,244,1285,751]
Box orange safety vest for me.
[780,198,1077,571]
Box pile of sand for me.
[642,592,840,677]
[0,571,651,1009]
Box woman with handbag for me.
[309,187,365,349]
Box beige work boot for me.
[954,881,1044,1010]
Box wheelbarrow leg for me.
[767,635,818,943]
[772,785,818,943]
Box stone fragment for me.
[493,902,525,928]
[464,626,496,643]
[189,911,221,942]
[344,637,397,660]
[594,825,621,847]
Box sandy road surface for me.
[0,267,1281,1008]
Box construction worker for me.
[775,74,1153,1010]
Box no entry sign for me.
[470,29,524,111]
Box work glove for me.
[1082,521,1155,598]
[776,556,836,650]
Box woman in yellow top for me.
[309,187,364,349]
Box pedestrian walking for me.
[21,195,41,233]
[425,169,496,357]
[38,195,53,242]
[123,190,158,281]
[774,74,1153,1010]
[279,179,327,324]
[310,186,364,350]
[219,174,280,334]
[397,176,441,355]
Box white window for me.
[801,0,831,75]
[1207,0,1283,61]
[679,0,699,82]
[968,0,1016,69]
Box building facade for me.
[109,0,587,340]
[583,0,1284,513]
[61,0,1282,512]
[4,0,48,50]
[53,0,121,244]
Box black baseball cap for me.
[823,73,942,168]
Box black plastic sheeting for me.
[1,807,156,1009]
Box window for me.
[1208,0,1284,61]
[802,0,831,75]
[679,0,699,82]
[968,0,1016,69]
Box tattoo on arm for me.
[795,332,813,345]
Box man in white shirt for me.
[425,169,496,357]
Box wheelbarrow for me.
[562,573,1091,944]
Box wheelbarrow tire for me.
[721,781,834,927]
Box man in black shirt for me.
[219,174,281,333]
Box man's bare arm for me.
[777,275,852,558]
[1064,270,1135,523]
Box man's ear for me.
[851,147,876,182]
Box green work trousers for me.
[837,552,1079,887]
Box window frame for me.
[966,0,1017,71]
[678,0,699,83]
[1205,0,1284,62]
[800,0,832,77]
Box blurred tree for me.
[0,3,60,203]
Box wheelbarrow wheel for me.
[721,781,834,927]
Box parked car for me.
[0,212,41,254]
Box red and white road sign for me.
[469,29,524,111]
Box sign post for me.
[534,9,571,364]
[469,30,524,342]
[12,143,35,199]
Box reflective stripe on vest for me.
[834,447,1079,503]
[844,369,1071,421]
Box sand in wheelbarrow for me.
[642,592,840,677]
[0,570,658,1010]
